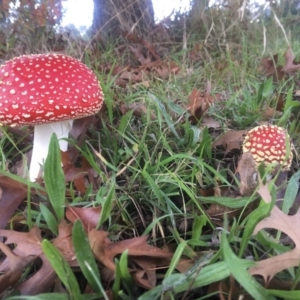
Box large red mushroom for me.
[242,124,293,170]
[0,53,104,181]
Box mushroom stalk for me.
[29,120,73,181]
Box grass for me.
[1,4,300,299]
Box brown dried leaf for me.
[0,243,36,291]
[187,83,221,124]
[142,40,160,61]
[61,148,94,195]
[282,47,300,73]
[0,226,55,295]
[122,30,142,43]
[260,55,285,82]
[248,182,300,283]
[52,221,76,265]
[201,116,220,129]
[0,221,77,295]
[118,68,145,85]
[66,206,101,231]
[128,45,152,65]
[213,130,248,155]
[89,230,173,271]
[0,175,27,229]
[154,60,180,79]
[70,115,97,141]
[188,44,204,63]
[120,103,157,120]
[131,257,157,289]
[187,89,212,123]
[262,106,280,119]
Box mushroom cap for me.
[0,53,104,125]
[242,124,293,170]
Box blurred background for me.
[0,0,298,60]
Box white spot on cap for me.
[10,89,15,94]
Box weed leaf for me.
[44,134,65,222]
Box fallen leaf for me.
[52,221,76,265]
[260,55,285,82]
[201,116,220,129]
[122,30,142,43]
[213,130,248,155]
[0,221,77,295]
[0,243,36,292]
[62,153,92,195]
[89,230,173,271]
[248,182,300,283]
[66,206,101,231]
[0,226,55,295]
[262,106,280,118]
[187,89,213,123]
[0,175,27,229]
[131,256,157,289]
[188,43,204,63]
[129,44,152,65]
[120,103,157,120]
[187,83,222,124]
[282,47,300,73]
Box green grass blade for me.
[44,134,65,222]
[97,177,115,228]
[42,239,82,300]
[222,230,275,300]
[72,220,107,297]
[198,196,255,209]
[139,259,244,299]
[165,241,187,278]
[39,203,58,236]
[118,250,133,289]
[268,290,300,300]
[239,201,272,257]
[282,169,300,213]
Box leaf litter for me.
[249,181,300,284]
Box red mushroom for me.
[0,53,104,181]
[242,124,293,170]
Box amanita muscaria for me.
[242,124,293,170]
[0,53,104,181]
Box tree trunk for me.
[92,0,154,38]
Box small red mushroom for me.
[0,53,104,181]
[242,124,293,170]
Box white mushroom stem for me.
[29,120,73,181]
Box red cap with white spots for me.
[0,53,104,125]
[242,124,293,170]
